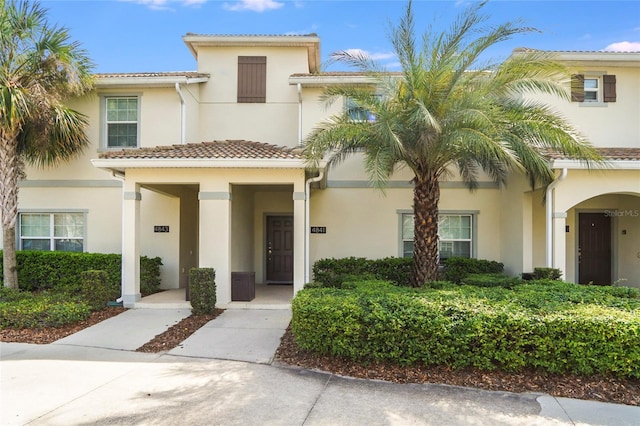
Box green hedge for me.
[442,257,504,283]
[0,251,162,297]
[291,280,640,378]
[0,289,90,329]
[312,257,412,287]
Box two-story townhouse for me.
[8,34,640,307]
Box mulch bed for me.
[274,326,640,407]
[3,308,638,407]
[0,307,126,344]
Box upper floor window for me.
[238,56,266,103]
[104,96,139,148]
[571,74,616,104]
[19,212,85,252]
[345,98,377,122]
[401,213,474,262]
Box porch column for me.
[198,190,231,304]
[552,211,567,279]
[122,183,141,307]
[293,190,306,294]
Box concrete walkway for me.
[1,308,639,425]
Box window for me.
[346,98,376,122]
[105,96,139,148]
[401,213,473,261]
[571,74,616,103]
[237,56,266,103]
[19,213,85,252]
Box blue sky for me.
[42,0,640,73]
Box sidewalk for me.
[1,308,639,425]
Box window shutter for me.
[603,74,616,102]
[571,74,584,102]
[237,56,266,103]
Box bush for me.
[80,270,111,311]
[291,279,640,378]
[533,267,562,280]
[0,251,162,297]
[0,295,90,329]
[189,268,216,315]
[461,273,521,288]
[442,257,504,283]
[312,257,412,287]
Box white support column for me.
[198,191,232,304]
[293,190,306,295]
[552,211,568,279]
[122,185,141,307]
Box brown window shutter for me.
[238,56,266,103]
[603,74,616,102]
[571,74,584,102]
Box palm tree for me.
[0,0,93,288]
[304,1,602,287]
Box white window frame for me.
[398,210,478,262]
[18,211,87,252]
[100,94,141,149]
[583,77,600,103]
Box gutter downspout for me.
[111,171,126,304]
[297,83,303,147]
[305,170,324,283]
[175,83,186,145]
[546,168,568,267]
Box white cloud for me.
[125,0,206,11]
[604,41,640,52]
[342,49,396,62]
[223,0,284,12]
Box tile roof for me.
[99,140,304,160]
[547,148,640,161]
[95,72,209,79]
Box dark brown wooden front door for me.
[578,212,611,285]
[266,216,293,283]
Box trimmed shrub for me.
[0,251,162,297]
[80,270,111,311]
[312,257,412,287]
[0,296,90,329]
[533,267,562,280]
[461,273,521,289]
[442,257,504,283]
[189,268,216,315]
[291,279,640,378]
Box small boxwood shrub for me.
[0,251,162,297]
[442,257,504,283]
[189,268,216,315]
[312,257,412,287]
[80,270,111,311]
[533,267,562,280]
[291,279,640,378]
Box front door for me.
[266,216,293,283]
[578,212,611,285]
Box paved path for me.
[1,308,638,425]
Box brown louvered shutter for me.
[603,75,616,102]
[571,74,584,102]
[237,56,266,103]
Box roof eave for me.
[92,158,308,171]
[95,75,209,88]
[552,159,640,170]
[289,75,379,86]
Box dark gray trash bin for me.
[231,272,255,301]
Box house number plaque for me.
[154,226,170,233]
[310,226,326,234]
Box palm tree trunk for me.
[0,132,20,289]
[411,173,440,287]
